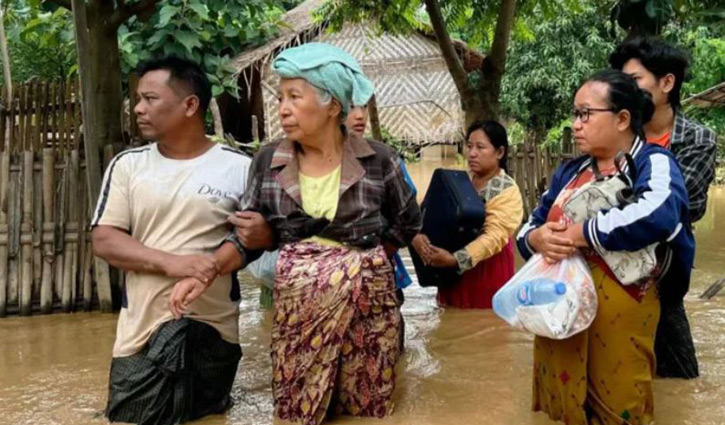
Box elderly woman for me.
[415,120,523,309]
[238,43,420,425]
[516,69,694,425]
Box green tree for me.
[613,0,725,36]
[0,2,76,83]
[675,25,725,138]
[323,0,522,123]
[500,2,614,142]
[38,0,285,157]
[323,0,583,124]
[118,0,285,97]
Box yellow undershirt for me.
[299,166,342,247]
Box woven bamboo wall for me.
[260,24,464,144]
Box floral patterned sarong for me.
[272,242,401,425]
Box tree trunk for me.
[88,21,125,154]
[71,0,114,312]
[0,7,12,103]
[477,0,517,122]
[0,6,12,151]
[368,94,382,141]
[424,0,482,123]
[209,98,224,138]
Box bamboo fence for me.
[0,79,116,316]
[0,77,575,316]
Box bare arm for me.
[91,225,219,283]
[168,241,245,319]
[213,241,245,276]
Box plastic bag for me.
[246,250,279,289]
[493,253,597,339]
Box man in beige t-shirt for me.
[91,56,269,425]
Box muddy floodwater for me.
[1,159,724,425]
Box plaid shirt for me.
[229,133,421,255]
[671,110,718,223]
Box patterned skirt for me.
[532,262,660,425]
[437,239,515,309]
[272,242,401,425]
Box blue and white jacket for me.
[516,137,694,306]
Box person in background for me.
[414,120,523,309]
[517,69,693,424]
[610,36,717,379]
[345,104,415,350]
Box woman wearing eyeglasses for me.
[516,69,694,425]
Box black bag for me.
[411,169,486,287]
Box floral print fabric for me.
[272,242,401,425]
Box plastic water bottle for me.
[493,278,567,324]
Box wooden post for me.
[61,150,80,312]
[49,83,57,151]
[55,154,68,301]
[0,151,8,316]
[82,242,93,311]
[20,151,33,315]
[33,154,42,299]
[251,115,259,143]
[65,82,73,153]
[0,99,7,153]
[8,93,16,152]
[40,81,49,151]
[59,82,67,155]
[18,85,26,151]
[368,94,383,141]
[40,148,55,313]
[562,127,572,154]
[8,154,19,306]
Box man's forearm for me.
[92,227,171,274]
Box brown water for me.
[1,160,724,425]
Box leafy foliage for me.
[499,3,614,132]
[380,127,418,162]
[674,25,725,138]
[119,0,288,97]
[1,3,76,83]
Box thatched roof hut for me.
[218,0,482,145]
[683,81,725,108]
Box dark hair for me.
[608,36,689,108]
[584,69,655,139]
[137,56,212,114]
[466,120,509,172]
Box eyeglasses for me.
[572,107,617,123]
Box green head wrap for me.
[272,42,374,117]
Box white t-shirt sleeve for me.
[92,154,132,231]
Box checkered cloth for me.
[654,300,699,379]
[671,110,718,223]
[106,319,242,425]
[228,134,421,257]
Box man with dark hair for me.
[91,56,269,424]
[610,36,718,379]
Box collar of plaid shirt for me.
[268,131,377,207]
[671,108,697,148]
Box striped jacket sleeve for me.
[91,153,132,231]
[582,150,688,253]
